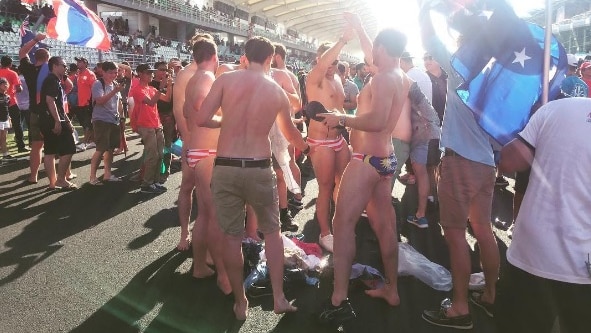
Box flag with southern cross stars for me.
[449,0,567,145]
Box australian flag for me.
[19,15,50,60]
[449,0,567,145]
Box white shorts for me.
[0,120,11,130]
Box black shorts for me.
[42,122,76,155]
[73,105,93,130]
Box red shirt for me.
[130,84,161,129]
[77,68,96,107]
[0,68,21,106]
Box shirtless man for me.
[175,34,208,251]
[318,15,410,323]
[183,35,230,294]
[196,36,309,320]
[272,43,304,209]
[306,31,354,252]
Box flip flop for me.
[59,183,78,191]
[105,175,122,182]
[67,174,78,180]
[89,179,102,186]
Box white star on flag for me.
[480,11,493,20]
[512,47,531,68]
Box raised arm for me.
[19,33,46,60]
[344,12,373,66]
[307,27,355,87]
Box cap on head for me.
[75,57,89,65]
[580,61,591,71]
[567,54,578,67]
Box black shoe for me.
[422,299,473,330]
[280,209,298,232]
[18,147,30,153]
[318,299,356,325]
[469,292,494,318]
[495,176,509,187]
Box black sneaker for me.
[154,183,167,191]
[422,299,473,330]
[140,184,166,194]
[280,210,298,232]
[318,299,356,325]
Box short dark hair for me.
[373,28,407,58]
[1,56,12,68]
[48,56,63,71]
[101,61,117,72]
[154,61,167,69]
[245,36,274,64]
[273,43,287,60]
[34,48,49,62]
[356,63,365,71]
[192,38,217,64]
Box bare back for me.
[215,70,290,158]
[185,70,219,150]
[173,62,198,140]
[350,69,410,156]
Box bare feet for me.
[365,286,400,306]
[233,301,248,321]
[192,265,215,279]
[273,297,298,315]
[176,235,191,251]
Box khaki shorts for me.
[93,120,120,152]
[28,112,43,142]
[438,154,495,229]
[212,165,279,236]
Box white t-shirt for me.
[406,67,433,104]
[507,97,591,284]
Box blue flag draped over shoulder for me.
[449,0,567,145]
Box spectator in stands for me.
[0,56,27,152]
[74,57,96,150]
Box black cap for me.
[136,63,156,74]
[74,57,88,64]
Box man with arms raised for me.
[197,36,309,320]
[305,30,354,252]
[183,35,230,294]
[318,15,410,323]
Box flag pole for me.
[542,0,553,104]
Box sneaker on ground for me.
[422,299,473,330]
[280,211,298,232]
[140,184,166,194]
[407,215,429,228]
[495,176,509,186]
[507,224,514,239]
[318,299,356,325]
[154,183,167,191]
[319,234,334,253]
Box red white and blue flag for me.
[19,15,29,37]
[46,0,111,51]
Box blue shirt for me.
[426,37,495,167]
